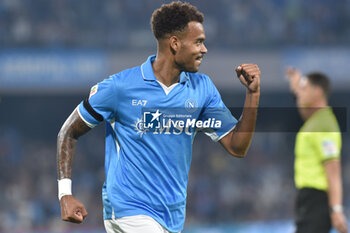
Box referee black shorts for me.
[295,188,331,233]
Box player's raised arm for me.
[219,64,260,158]
[57,109,90,223]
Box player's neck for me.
[152,53,181,87]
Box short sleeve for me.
[316,132,341,162]
[199,77,237,141]
[78,76,117,128]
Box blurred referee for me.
[286,68,348,233]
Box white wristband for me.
[331,205,343,213]
[58,178,72,200]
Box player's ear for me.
[169,36,180,55]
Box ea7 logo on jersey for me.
[132,99,148,106]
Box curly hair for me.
[151,1,204,40]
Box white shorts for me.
[104,215,180,233]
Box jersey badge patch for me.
[89,85,98,99]
[322,140,338,157]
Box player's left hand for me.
[235,64,260,94]
[331,211,348,233]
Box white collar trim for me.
[157,81,179,95]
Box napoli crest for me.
[185,98,198,113]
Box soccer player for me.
[57,2,260,233]
[286,68,348,233]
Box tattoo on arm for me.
[57,109,91,180]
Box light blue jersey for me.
[78,55,237,232]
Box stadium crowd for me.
[0,0,350,49]
[1,0,350,232]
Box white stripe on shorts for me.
[104,215,181,233]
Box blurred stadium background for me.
[1,0,350,232]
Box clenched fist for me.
[235,64,261,94]
[60,195,88,223]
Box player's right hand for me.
[235,64,261,94]
[60,195,88,223]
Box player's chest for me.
[121,83,204,109]
[116,84,205,122]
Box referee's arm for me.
[324,160,348,233]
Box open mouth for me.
[195,56,203,62]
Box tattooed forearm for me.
[57,109,91,180]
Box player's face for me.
[174,22,207,73]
